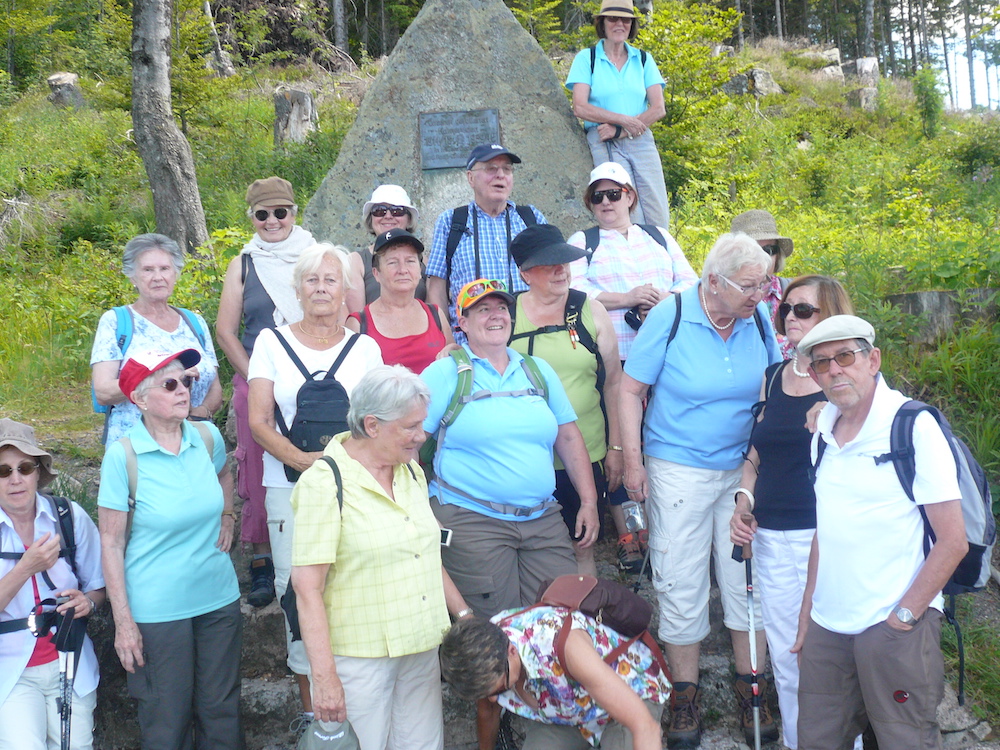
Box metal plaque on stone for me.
[419,109,500,170]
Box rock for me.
[303,0,593,252]
[842,59,858,79]
[847,87,878,112]
[722,69,784,98]
[818,64,845,83]
[794,48,841,67]
[886,288,1000,345]
[856,56,880,87]
[822,48,842,65]
[722,73,750,97]
[797,96,819,108]
[46,72,84,109]
[273,87,318,147]
[938,683,993,748]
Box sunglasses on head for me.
[810,348,866,374]
[779,302,821,320]
[457,279,508,311]
[157,375,194,392]
[590,188,624,204]
[371,205,409,218]
[254,207,290,222]
[0,460,39,479]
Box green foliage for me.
[949,117,1000,178]
[912,66,944,138]
[507,0,564,50]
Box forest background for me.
[0,0,999,723]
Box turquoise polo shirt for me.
[624,285,781,471]
[565,40,665,128]
[421,345,577,521]
[98,419,240,623]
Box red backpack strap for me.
[552,611,578,681]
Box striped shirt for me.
[568,225,698,359]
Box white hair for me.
[701,232,771,284]
[346,366,430,439]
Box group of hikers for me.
[0,1,980,749]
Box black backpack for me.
[443,204,537,286]
[272,331,359,482]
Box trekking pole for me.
[54,608,78,750]
[732,514,761,750]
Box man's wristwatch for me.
[892,604,917,624]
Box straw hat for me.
[730,210,794,258]
[0,418,58,489]
[596,0,638,18]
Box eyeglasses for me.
[779,302,821,320]
[472,164,514,177]
[718,275,770,296]
[760,243,782,256]
[457,278,508,310]
[370,205,409,218]
[254,208,290,222]
[590,188,625,204]
[0,460,39,479]
[810,348,866,374]
[486,655,511,699]
[156,375,194,392]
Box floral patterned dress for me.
[492,606,671,746]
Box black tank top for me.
[750,361,826,530]
[240,255,277,356]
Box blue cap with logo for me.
[466,143,522,170]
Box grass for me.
[941,590,1000,726]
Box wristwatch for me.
[892,604,917,624]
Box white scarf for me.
[241,225,315,326]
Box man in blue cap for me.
[426,143,547,339]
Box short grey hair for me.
[122,233,185,280]
[133,359,184,401]
[701,232,772,285]
[293,243,354,293]
[347,365,430,439]
[440,618,510,701]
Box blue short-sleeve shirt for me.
[421,345,576,520]
[625,285,781,470]
[98,419,239,622]
[566,41,665,128]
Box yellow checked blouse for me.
[290,433,451,658]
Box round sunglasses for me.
[590,188,624,204]
[778,302,821,320]
[0,460,39,479]
[156,375,195,392]
[371,205,409,218]
[254,208,290,222]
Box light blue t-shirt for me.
[565,40,665,128]
[624,284,781,470]
[98,419,239,623]
[421,345,577,520]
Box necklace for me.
[297,321,332,345]
[699,285,734,330]
[791,355,810,378]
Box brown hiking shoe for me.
[734,674,779,745]
[666,682,701,749]
[617,533,643,572]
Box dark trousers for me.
[128,599,244,750]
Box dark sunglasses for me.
[810,348,866,374]
[371,205,409,218]
[760,243,782,256]
[254,207,290,222]
[0,460,39,479]
[590,188,624,204]
[157,375,194,392]
[778,302,821,320]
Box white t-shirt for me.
[810,375,961,634]
[247,326,383,488]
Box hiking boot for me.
[248,556,276,608]
[666,682,701,749]
[617,533,643,573]
[734,674,779,746]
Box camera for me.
[621,500,646,532]
[624,306,643,331]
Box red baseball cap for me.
[119,349,202,403]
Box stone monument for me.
[303,0,593,251]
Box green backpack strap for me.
[518,355,549,402]
[119,421,215,548]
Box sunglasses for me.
[0,460,39,479]
[254,207,290,222]
[590,188,624,204]
[760,243,782,256]
[779,302,821,320]
[157,375,194,392]
[810,348,866,374]
[371,205,409,218]
[458,279,508,310]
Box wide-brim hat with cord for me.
[118,349,203,405]
[587,161,635,189]
[596,0,637,18]
[246,176,296,208]
[455,278,515,318]
[511,224,587,271]
[362,184,419,225]
[0,418,58,489]
[797,314,876,358]
[730,209,794,258]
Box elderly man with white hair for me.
[791,315,968,750]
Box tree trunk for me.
[862,0,875,56]
[331,0,347,52]
[203,0,235,77]
[882,0,896,77]
[132,0,209,254]
[942,25,955,109]
[964,0,976,108]
[906,0,918,73]
[774,0,783,41]
[735,0,744,50]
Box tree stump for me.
[274,88,318,147]
[46,72,84,110]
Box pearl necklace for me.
[791,355,810,378]
[699,285,734,331]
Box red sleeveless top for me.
[349,300,446,374]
